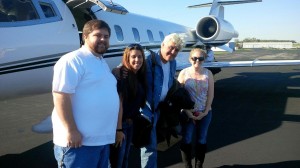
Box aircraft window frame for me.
[114,25,124,41]
[0,0,62,27]
[40,2,56,18]
[159,31,165,41]
[132,27,140,42]
[0,0,39,22]
[147,29,154,42]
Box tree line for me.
[235,38,296,43]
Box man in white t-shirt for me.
[52,20,120,167]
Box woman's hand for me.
[194,111,208,120]
[184,109,196,120]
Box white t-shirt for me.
[160,61,170,102]
[52,46,119,147]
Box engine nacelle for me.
[196,16,238,46]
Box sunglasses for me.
[191,57,204,62]
[127,43,143,49]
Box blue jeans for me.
[140,110,159,168]
[54,144,110,168]
[181,110,212,144]
[110,121,133,168]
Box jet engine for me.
[196,15,238,46]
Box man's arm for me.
[53,91,82,148]
[115,96,125,147]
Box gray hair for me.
[163,33,185,51]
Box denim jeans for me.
[140,110,159,168]
[54,144,110,168]
[110,121,133,168]
[181,110,212,144]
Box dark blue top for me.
[112,67,146,120]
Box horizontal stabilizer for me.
[187,0,262,8]
[187,3,212,8]
[218,0,262,6]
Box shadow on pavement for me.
[209,71,300,153]
[218,160,300,168]
[0,142,56,168]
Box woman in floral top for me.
[177,48,214,168]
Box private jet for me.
[1,0,300,102]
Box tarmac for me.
[0,49,299,168]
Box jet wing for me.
[176,59,300,71]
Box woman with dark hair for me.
[110,44,147,168]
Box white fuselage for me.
[0,0,194,100]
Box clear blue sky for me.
[113,0,300,42]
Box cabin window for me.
[132,27,140,42]
[0,0,62,27]
[147,30,154,42]
[40,3,56,18]
[114,25,124,41]
[0,0,39,22]
[159,31,165,41]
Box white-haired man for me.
[140,33,184,168]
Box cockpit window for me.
[0,0,39,22]
[0,0,62,27]
[40,3,55,18]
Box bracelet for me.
[116,129,123,132]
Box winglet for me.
[32,116,52,133]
